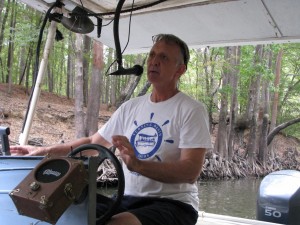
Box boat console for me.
[0,136,124,225]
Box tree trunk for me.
[85,40,103,136]
[267,117,300,145]
[257,48,272,164]
[116,54,145,107]
[214,47,230,159]
[0,0,10,83]
[83,35,91,106]
[18,46,26,85]
[57,39,65,95]
[203,48,220,133]
[25,48,33,94]
[67,32,74,99]
[258,114,269,165]
[47,66,53,92]
[228,46,240,159]
[268,49,283,157]
[110,75,117,107]
[203,48,212,130]
[0,0,4,22]
[0,0,4,82]
[0,0,10,54]
[138,80,151,96]
[19,43,34,86]
[270,49,283,132]
[105,74,110,106]
[104,48,114,106]
[246,45,263,163]
[74,33,85,138]
[6,0,16,94]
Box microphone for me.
[109,65,143,76]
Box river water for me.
[101,177,262,219]
[198,177,262,219]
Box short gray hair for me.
[152,34,190,69]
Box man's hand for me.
[10,145,45,156]
[112,135,140,172]
[111,135,206,184]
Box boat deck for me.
[0,157,286,225]
[196,211,283,225]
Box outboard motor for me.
[257,170,300,225]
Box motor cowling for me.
[257,170,300,225]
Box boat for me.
[1,1,300,224]
[0,155,283,225]
[1,140,299,225]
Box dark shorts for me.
[97,195,198,225]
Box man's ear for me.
[175,64,187,79]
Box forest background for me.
[0,0,300,179]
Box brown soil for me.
[0,83,113,146]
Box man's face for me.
[147,40,185,87]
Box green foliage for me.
[13,23,39,46]
[1,1,300,139]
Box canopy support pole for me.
[19,21,57,145]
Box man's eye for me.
[149,53,155,58]
[160,55,167,61]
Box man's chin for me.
[147,73,159,82]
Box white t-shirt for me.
[99,92,212,210]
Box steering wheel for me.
[67,144,124,224]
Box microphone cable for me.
[105,0,136,76]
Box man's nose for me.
[149,56,159,66]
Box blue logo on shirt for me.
[130,122,163,159]
[130,112,174,160]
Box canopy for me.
[18,0,300,53]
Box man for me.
[11,34,212,225]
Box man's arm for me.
[112,135,206,184]
[136,148,206,184]
[10,132,112,156]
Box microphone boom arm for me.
[109,0,143,76]
[113,0,124,67]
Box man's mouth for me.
[148,69,159,75]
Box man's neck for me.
[150,88,179,103]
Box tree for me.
[85,40,103,136]
[257,47,272,164]
[83,35,91,106]
[74,33,85,138]
[269,49,283,132]
[116,54,146,107]
[214,47,230,159]
[268,49,283,157]
[228,46,240,159]
[137,80,151,96]
[267,117,300,145]
[6,0,16,94]
[66,32,74,99]
[0,0,11,83]
[0,0,4,22]
[245,45,264,163]
[201,47,221,132]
